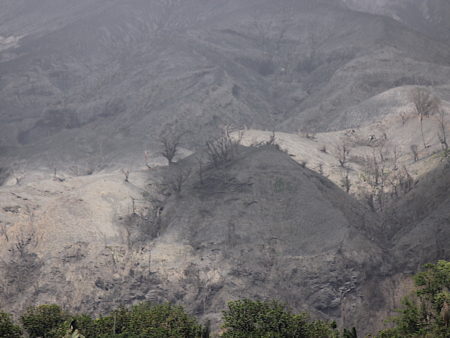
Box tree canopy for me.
[0,312,22,338]
[377,260,450,337]
[221,299,339,338]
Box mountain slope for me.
[388,162,450,269]
[0,146,388,334]
[1,0,450,168]
[341,0,450,44]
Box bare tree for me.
[130,196,137,215]
[267,130,277,145]
[435,108,449,156]
[162,165,192,195]
[11,213,39,257]
[251,130,283,150]
[340,167,351,193]
[360,144,414,211]
[196,157,205,185]
[392,146,399,171]
[410,144,419,162]
[14,232,35,257]
[65,140,108,177]
[0,222,9,242]
[11,162,26,185]
[388,166,414,198]
[68,163,92,177]
[121,168,130,183]
[400,111,408,126]
[361,153,381,211]
[2,225,42,298]
[205,127,242,168]
[335,140,350,168]
[317,163,324,176]
[160,128,183,165]
[360,146,393,212]
[411,87,441,149]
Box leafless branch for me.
[435,109,449,156]
[121,168,130,183]
[160,128,183,165]
[410,87,441,148]
[162,166,192,195]
[335,140,350,168]
[410,144,419,162]
[205,127,241,168]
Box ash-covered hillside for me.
[1,0,450,169]
[341,0,450,44]
[0,145,389,334]
[387,162,450,269]
[1,1,450,336]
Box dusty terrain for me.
[237,93,450,194]
[0,146,385,333]
[1,0,450,335]
[1,110,449,334]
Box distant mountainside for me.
[1,0,450,169]
[340,0,450,44]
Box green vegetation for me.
[377,260,450,337]
[92,303,206,337]
[16,303,206,338]
[1,261,449,337]
[21,304,68,338]
[221,299,339,337]
[0,311,22,338]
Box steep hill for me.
[388,162,450,270]
[1,0,450,169]
[0,146,389,334]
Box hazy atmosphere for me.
[0,1,449,337]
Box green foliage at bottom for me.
[377,260,450,338]
[94,303,205,337]
[20,304,68,338]
[221,299,339,337]
[0,312,23,338]
[11,302,206,338]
